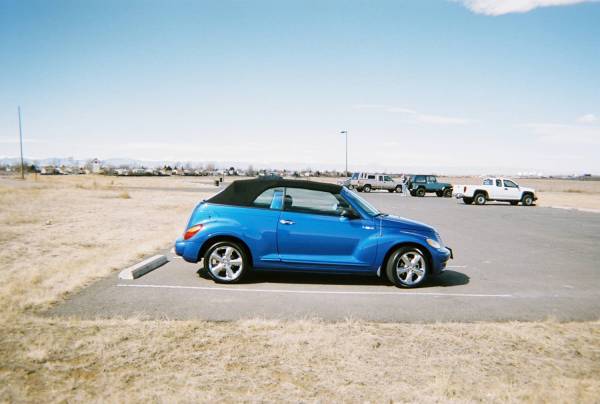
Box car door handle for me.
[279,219,295,225]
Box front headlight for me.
[426,238,441,249]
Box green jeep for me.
[408,175,453,197]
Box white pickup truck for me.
[454,178,537,206]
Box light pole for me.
[18,106,25,180]
[340,130,348,177]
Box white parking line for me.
[116,283,512,298]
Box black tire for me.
[510,201,518,206]
[521,194,534,206]
[363,184,371,193]
[436,191,443,197]
[463,197,473,205]
[395,185,402,193]
[203,241,250,284]
[443,188,453,198]
[416,188,426,197]
[474,193,486,205]
[385,246,428,288]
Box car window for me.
[284,188,347,215]
[252,187,283,208]
[351,173,359,180]
[504,180,518,188]
[415,176,426,183]
[384,175,392,181]
[367,175,375,180]
[378,175,384,181]
[428,176,437,183]
[483,179,493,185]
[496,179,502,187]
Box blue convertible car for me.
[175,179,452,288]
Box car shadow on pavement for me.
[196,268,469,288]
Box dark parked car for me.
[408,175,453,197]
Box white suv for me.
[350,172,402,193]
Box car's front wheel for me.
[522,194,534,206]
[204,241,249,283]
[386,246,428,288]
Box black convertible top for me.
[206,178,343,207]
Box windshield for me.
[344,189,381,216]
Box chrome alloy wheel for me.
[396,251,426,286]
[208,246,244,281]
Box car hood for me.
[520,186,535,193]
[379,215,436,235]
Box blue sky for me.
[1,0,599,174]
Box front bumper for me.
[431,246,453,274]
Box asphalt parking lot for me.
[51,193,600,322]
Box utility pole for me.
[18,106,25,180]
[340,130,348,176]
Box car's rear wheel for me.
[463,197,473,205]
[474,193,486,205]
[386,246,428,288]
[443,188,452,198]
[522,194,534,206]
[204,241,249,284]
[395,185,402,193]
[416,188,426,197]
[363,184,371,193]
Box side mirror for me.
[341,208,360,219]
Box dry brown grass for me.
[1,316,598,402]
[0,175,599,402]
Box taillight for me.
[184,224,203,240]
[463,186,466,192]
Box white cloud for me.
[0,137,44,144]
[416,114,471,125]
[576,113,598,124]
[524,122,600,144]
[385,106,418,114]
[353,104,470,125]
[455,0,598,16]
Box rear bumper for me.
[174,237,202,263]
